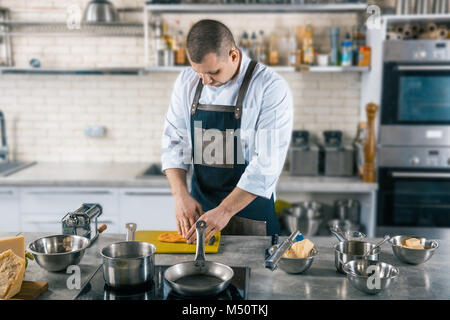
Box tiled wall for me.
[0,0,363,163]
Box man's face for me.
[189,49,240,87]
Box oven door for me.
[381,63,450,125]
[381,62,450,125]
[377,167,450,239]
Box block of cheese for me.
[0,236,25,259]
[403,237,424,249]
[0,249,26,300]
[283,239,315,259]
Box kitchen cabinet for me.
[119,188,176,231]
[19,187,120,233]
[0,187,20,232]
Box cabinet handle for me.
[392,172,450,179]
[124,192,171,196]
[0,191,14,195]
[27,191,112,195]
[397,65,450,71]
[22,217,60,223]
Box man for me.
[161,20,293,243]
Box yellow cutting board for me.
[134,230,221,254]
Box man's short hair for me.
[186,20,236,64]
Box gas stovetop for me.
[75,264,250,300]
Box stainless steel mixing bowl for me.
[281,214,322,236]
[27,234,90,272]
[389,235,439,265]
[285,201,323,219]
[343,259,399,295]
[334,240,380,274]
[268,245,318,274]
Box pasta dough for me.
[402,237,425,249]
[283,239,315,258]
[157,233,188,243]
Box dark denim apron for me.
[189,60,280,235]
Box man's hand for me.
[174,193,203,239]
[164,168,202,238]
[185,206,233,244]
[184,187,257,244]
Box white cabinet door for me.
[0,187,20,232]
[119,188,176,231]
[19,187,120,233]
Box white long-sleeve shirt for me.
[161,52,293,199]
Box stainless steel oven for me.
[377,146,450,239]
[380,40,450,147]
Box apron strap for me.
[191,78,204,115]
[234,60,258,119]
[190,59,258,118]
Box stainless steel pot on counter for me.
[330,225,380,274]
[334,240,380,274]
[101,223,156,289]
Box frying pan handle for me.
[125,222,137,241]
[194,220,207,262]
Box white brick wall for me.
[0,0,363,163]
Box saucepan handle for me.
[125,222,137,241]
[194,220,207,262]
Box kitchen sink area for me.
[0,161,36,177]
[135,163,164,178]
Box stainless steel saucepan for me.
[101,223,156,289]
[164,220,234,296]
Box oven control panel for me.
[379,147,450,168]
[384,40,450,62]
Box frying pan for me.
[164,220,234,296]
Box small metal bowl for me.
[343,259,399,295]
[268,245,318,274]
[389,235,439,265]
[27,234,90,272]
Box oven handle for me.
[397,65,450,71]
[392,172,450,179]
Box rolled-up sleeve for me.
[161,72,192,173]
[237,76,293,199]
